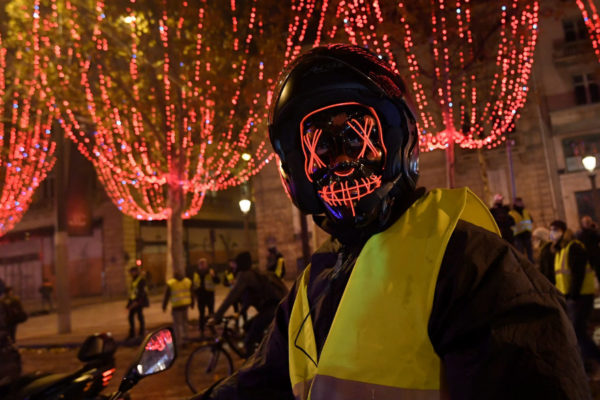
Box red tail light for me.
[102,368,116,387]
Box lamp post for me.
[239,198,251,251]
[583,155,600,220]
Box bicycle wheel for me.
[185,344,234,394]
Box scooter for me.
[0,332,118,400]
[0,328,176,400]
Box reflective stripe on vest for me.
[554,240,595,295]
[168,278,192,307]
[129,275,142,300]
[288,188,500,400]
[509,209,533,235]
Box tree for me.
[30,0,291,277]
[577,0,600,63]
[0,1,56,237]
[284,0,539,188]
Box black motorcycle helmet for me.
[268,44,419,228]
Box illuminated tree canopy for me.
[577,0,600,63]
[284,0,539,152]
[0,1,56,236]
[35,0,290,221]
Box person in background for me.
[223,258,236,287]
[198,44,589,399]
[223,258,246,327]
[163,271,193,347]
[39,278,54,313]
[489,193,515,244]
[531,226,550,264]
[509,197,534,262]
[2,286,27,342]
[126,266,149,340]
[576,215,600,282]
[208,251,287,357]
[193,258,220,338]
[0,279,21,385]
[546,220,600,377]
[266,246,286,279]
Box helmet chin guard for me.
[269,44,419,228]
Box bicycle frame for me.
[218,317,247,359]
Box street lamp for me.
[583,155,600,220]
[239,198,251,250]
[239,199,251,214]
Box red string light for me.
[577,0,600,63]
[0,1,57,236]
[284,0,539,152]
[44,0,282,221]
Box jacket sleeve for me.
[214,272,251,320]
[430,220,591,400]
[194,282,298,400]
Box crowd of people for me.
[490,193,600,378]
[160,248,288,350]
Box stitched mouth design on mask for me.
[317,174,382,216]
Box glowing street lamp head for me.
[239,199,251,214]
[583,155,597,173]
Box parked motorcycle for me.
[0,327,175,400]
[0,332,118,400]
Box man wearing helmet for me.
[197,45,589,399]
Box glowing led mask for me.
[300,102,386,220]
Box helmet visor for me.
[300,102,386,183]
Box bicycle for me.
[185,315,247,394]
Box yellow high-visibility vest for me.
[275,257,285,279]
[167,277,192,307]
[509,208,533,236]
[554,240,595,296]
[193,271,216,292]
[288,188,499,400]
[129,275,143,301]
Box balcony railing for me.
[552,38,595,66]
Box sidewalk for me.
[16,285,231,348]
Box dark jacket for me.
[127,277,149,309]
[490,204,515,243]
[198,201,589,399]
[214,269,284,320]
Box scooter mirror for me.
[137,328,177,376]
[111,327,177,399]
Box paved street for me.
[17,286,243,399]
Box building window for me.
[573,74,600,105]
[563,17,588,42]
[562,134,600,172]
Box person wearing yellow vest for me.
[193,258,220,337]
[509,197,534,262]
[196,45,589,400]
[162,271,193,347]
[546,220,600,373]
[126,266,149,340]
[266,246,286,279]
